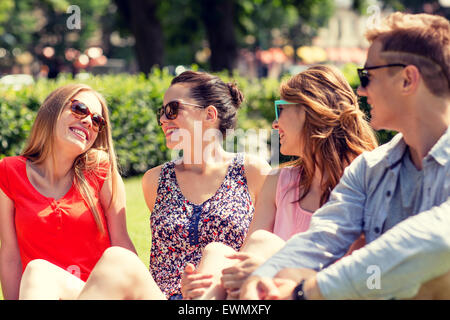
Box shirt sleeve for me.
[0,158,13,200]
[95,158,111,191]
[252,154,368,278]
[84,156,111,192]
[316,197,450,300]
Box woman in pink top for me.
[181,65,378,300]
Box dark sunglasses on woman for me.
[357,64,406,88]
[70,99,106,132]
[157,100,204,126]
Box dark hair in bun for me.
[171,71,244,135]
[227,82,244,108]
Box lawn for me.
[0,175,151,300]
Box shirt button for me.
[374,227,380,233]
[386,191,391,197]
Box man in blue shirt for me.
[240,12,450,300]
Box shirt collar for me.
[426,126,450,166]
[383,133,408,169]
[385,126,450,168]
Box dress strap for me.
[156,160,178,197]
[225,153,246,182]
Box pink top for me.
[273,166,366,253]
[274,166,313,241]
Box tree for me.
[200,0,238,72]
[114,0,336,73]
[114,0,164,74]
[0,0,111,75]
[233,0,335,66]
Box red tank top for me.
[0,156,111,281]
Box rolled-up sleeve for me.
[253,154,368,278]
[317,197,450,299]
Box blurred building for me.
[312,0,392,65]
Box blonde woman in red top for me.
[0,84,136,300]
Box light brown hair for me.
[365,12,450,96]
[280,65,378,205]
[21,84,119,234]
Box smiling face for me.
[54,90,104,156]
[357,40,404,131]
[272,103,305,157]
[161,83,206,150]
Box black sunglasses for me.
[157,100,204,126]
[357,64,407,88]
[70,99,106,132]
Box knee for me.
[202,242,235,257]
[93,247,147,288]
[247,229,275,245]
[20,259,57,297]
[96,247,141,278]
[242,230,285,258]
[23,259,53,278]
[100,246,138,266]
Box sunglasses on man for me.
[357,64,407,88]
[274,100,297,121]
[70,99,106,132]
[157,100,205,126]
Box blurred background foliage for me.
[1,0,446,175]
[0,65,395,176]
[1,0,448,74]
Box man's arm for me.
[315,197,450,300]
[252,154,368,278]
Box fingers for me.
[221,276,244,291]
[185,288,208,299]
[184,263,196,274]
[181,275,214,300]
[225,252,252,260]
[185,273,214,282]
[221,266,247,290]
[184,279,214,291]
[222,259,254,276]
[272,278,298,300]
[226,288,240,300]
[240,276,270,300]
[181,265,214,299]
[258,277,281,300]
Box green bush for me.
[0,71,173,176]
[0,66,395,176]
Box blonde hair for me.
[280,65,378,205]
[21,84,119,234]
[365,12,450,96]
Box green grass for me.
[0,175,150,300]
[124,175,151,268]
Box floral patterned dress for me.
[150,153,254,298]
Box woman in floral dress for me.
[74,71,271,299]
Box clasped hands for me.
[180,252,264,299]
[180,252,323,300]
